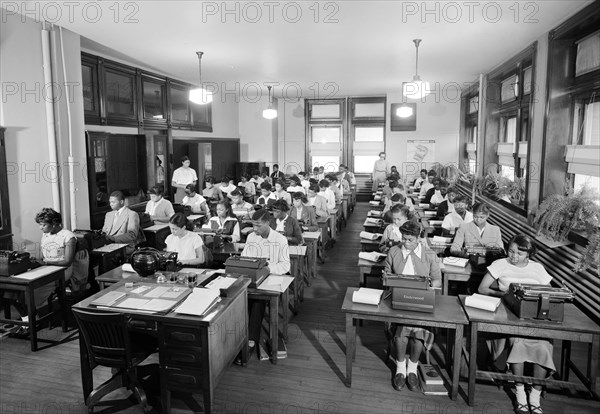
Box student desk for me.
[329,208,339,241]
[360,238,381,252]
[459,295,600,405]
[317,217,331,253]
[0,265,67,351]
[441,262,485,296]
[357,259,384,287]
[302,231,321,280]
[342,288,468,401]
[91,243,128,274]
[363,219,384,234]
[289,245,308,307]
[143,223,171,250]
[73,277,250,414]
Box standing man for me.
[270,163,285,181]
[172,155,198,203]
[102,191,145,254]
[372,152,391,191]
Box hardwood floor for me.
[1,202,599,413]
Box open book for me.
[465,294,501,312]
[175,288,221,316]
[443,257,469,268]
[432,236,452,244]
[358,251,387,263]
[360,231,382,241]
[352,288,384,305]
[365,217,383,225]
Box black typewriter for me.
[138,212,153,229]
[0,250,40,276]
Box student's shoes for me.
[406,372,419,391]
[392,373,405,391]
[514,403,530,414]
[529,404,543,414]
[9,326,30,339]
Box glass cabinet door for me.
[169,83,190,125]
[81,54,101,124]
[104,63,137,125]
[142,75,166,123]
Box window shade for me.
[498,156,515,167]
[466,143,477,160]
[501,75,518,102]
[565,145,600,177]
[517,141,528,158]
[575,31,600,77]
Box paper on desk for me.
[423,211,437,216]
[145,223,169,231]
[358,251,387,263]
[138,298,179,312]
[175,288,221,316]
[443,257,469,268]
[373,195,382,201]
[144,286,171,298]
[113,298,150,309]
[432,236,452,244]
[205,276,238,290]
[91,291,126,306]
[368,210,383,217]
[257,275,294,293]
[11,265,64,280]
[369,201,381,206]
[122,263,136,273]
[360,231,382,240]
[365,217,382,225]
[465,294,501,312]
[187,214,204,220]
[352,288,383,305]
[429,220,444,226]
[93,243,128,253]
[419,203,429,208]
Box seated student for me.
[307,183,329,219]
[379,205,410,253]
[383,193,405,214]
[318,179,336,213]
[297,171,311,192]
[429,180,449,206]
[381,180,398,203]
[286,176,305,195]
[290,192,319,232]
[450,202,503,255]
[182,184,211,217]
[230,188,255,220]
[145,186,175,224]
[206,200,241,243]
[273,179,292,205]
[102,191,145,255]
[270,199,304,246]
[260,171,272,186]
[423,178,442,205]
[238,174,256,200]
[249,171,264,187]
[242,209,290,351]
[441,195,472,235]
[337,171,351,195]
[385,221,441,392]
[165,213,205,266]
[202,176,223,201]
[412,169,428,189]
[256,182,277,208]
[339,164,356,185]
[311,166,321,181]
[270,163,285,181]
[436,186,457,219]
[418,170,436,197]
[326,174,343,203]
[478,234,554,414]
[389,165,400,178]
[219,176,237,200]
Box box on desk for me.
[225,256,269,287]
[503,283,574,322]
[383,273,435,313]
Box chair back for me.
[72,308,133,370]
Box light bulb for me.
[189,87,213,105]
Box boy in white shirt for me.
[441,195,473,235]
[319,179,336,212]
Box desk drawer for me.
[163,325,204,346]
[162,367,206,391]
[161,346,204,368]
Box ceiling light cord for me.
[414,39,421,79]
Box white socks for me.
[515,384,527,406]
[407,359,419,374]
[529,388,542,407]
[21,316,29,323]
[396,359,406,376]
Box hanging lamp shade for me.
[396,105,414,118]
[403,39,430,99]
[262,85,277,119]
[189,51,213,105]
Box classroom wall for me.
[277,99,306,175]
[238,96,278,173]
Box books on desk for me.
[256,274,295,293]
[432,236,452,244]
[365,217,383,226]
[360,231,382,241]
[352,287,384,305]
[464,293,501,312]
[368,210,383,217]
[428,220,443,227]
[93,243,128,253]
[443,257,469,268]
[369,201,381,206]
[175,288,221,316]
[359,251,387,263]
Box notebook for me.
[443,257,469,267]
[91,291,126,306]
[358,251,387,263]
[360,231,382,240]
[352,288,384,305]
[175,288,221,316]
[465,294,501,312]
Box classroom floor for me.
[1,202,599,413]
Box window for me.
[354,155,380,174]
[575,30,600,77]
[306,99,345,171]
[311,126,341,143]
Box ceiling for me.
[40,0,594,98]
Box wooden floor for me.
[1,202,599,413]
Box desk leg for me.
[281,291,289,339]
[57,276,67,332]
[202,386,213,414]
[442,273,448,296]
[26,286,37,352]
[270,296,279,364]
[346,313,355,387]
[79,333,94,402]
[590,335,599,396]
[468,323,478,405]
[451,325,463,401]
[358,268,367,288]
[561,340,572,381]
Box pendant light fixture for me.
[396,104,414,118]
[402,39,430,99]
[189,51,213,105]
[262,85,277,119]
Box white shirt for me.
[320,188,336,211]
[430,191,447,205]
[242,229,291,275]
[145,198,165,216]
[41,229,76,262]
[400,244,423,275]
[182,193,207,214]
[165,230,204,262]
[257,192,277,205]
[487,259,552,292]
[220,183,237,198]
[172,166,198,186]
[419,181,434,197]
[275,216,287,232]
[442,211,473,231]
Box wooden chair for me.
[72,308,157,413]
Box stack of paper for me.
[365,217,382,225]
[369,201,381,206]
[419,203,429,208]
[360,231,382,240]
[175,288,221,316]
[257,275,295,293]
[443,257,469,267]
[358,251,387,263]
[429,220,444,226]
[432,236,453,244]
[352,288,384,305]
[205,276,238,290]
[465,294,501,312]
[122,263,136,273]
[368,210,383,217]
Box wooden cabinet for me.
[141,73,167,126]
[81,54,102,125]
[104,62,138,126]
[0,127,12,249]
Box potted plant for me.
[533,182,600,271]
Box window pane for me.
[574,175,600,205]
[82,64,95,112]
[523,66,533,95]
[468,96,479,114]
[143,80,164,119]
[505,117,517,144]
[354,103,384,118]
[106,71,134,116]
[311,104,340,119]
[312,126,340,143]
[501,75,518,102]
[576,30,600,77]
[171,87,189,122]
[355,126,384,142]
[583,102,600,145]
[311,156,340,173]
[354,155,379,173]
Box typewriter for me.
[172,203,192,217]
[382,273,435,313]
[465,246,505,269]
[138,212,154,229]
[504,283,574,322]
[0,250,40,276]
[225,256,269,287]
[74,229,109,250]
